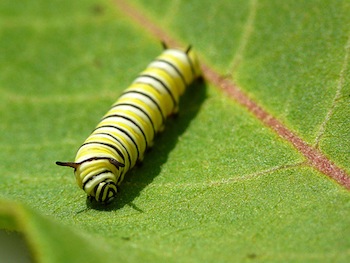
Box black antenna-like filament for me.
[56,157,125,170]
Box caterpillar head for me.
[56,157,124,204]
[87,177,118,204]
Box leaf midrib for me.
[113,0,350,190]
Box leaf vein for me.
[227,0,258,74]
[314,32,350,147]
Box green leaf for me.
[0,200,118,263]
[0,0,349,262]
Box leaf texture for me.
[0,0,349,262]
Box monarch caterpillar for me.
[56,44,201,203]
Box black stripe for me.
[136,74,177,110]
[109,185,117,196]
[93,132,132,167]
[111,103,156,137]
[156,58,188,87]
[172,50,196,80]
[97,183,106,202]
[102,113,149,149]
[121,91,165,124]
[74,156,124,170]
[83,170,111,190]
[94,125,140,161]
[105,183,117,202]
[79,141,125,163]
[98,180,116,202]
[117,173,124,184]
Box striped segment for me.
[71,47,201,203]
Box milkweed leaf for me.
[0,0,349,262]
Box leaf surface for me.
[0,0,349,262]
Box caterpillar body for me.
[56,45,201,203]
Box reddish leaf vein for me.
[114,0,350,190]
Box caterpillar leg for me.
[148,140,154,148]
[158,124,165,133]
